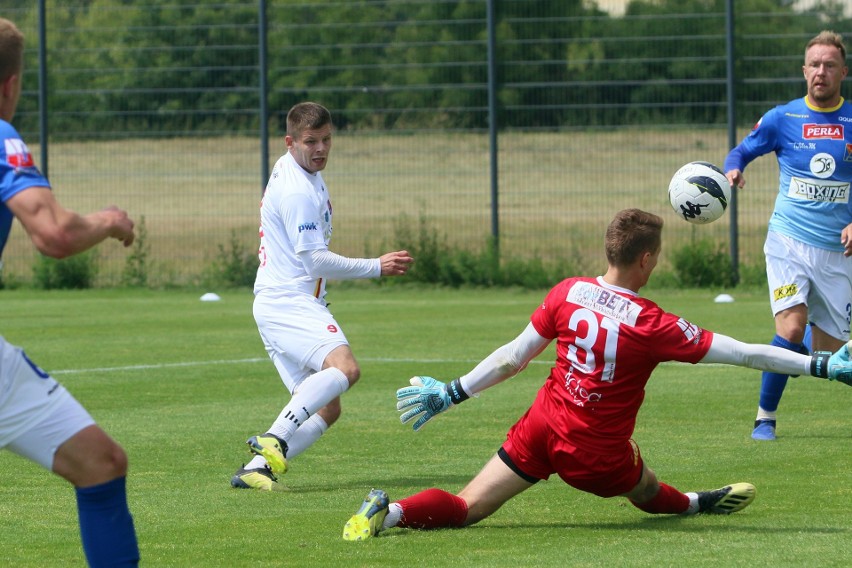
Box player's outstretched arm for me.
[300,248,412,280]
[703,334,852,387]
[396,323,551,432]
[6,186,134,258]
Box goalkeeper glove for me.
[396,376,470,431]
[811,340,852,386]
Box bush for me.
[121,215,150,287]
[391,213,580,289]
[669,239,734,288]
[32,250,99,289]
[202,229,258,288]
[391,211,448,284]
[736,258,768,288]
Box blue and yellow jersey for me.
[724,96,852,252]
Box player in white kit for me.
[231,102,413,490]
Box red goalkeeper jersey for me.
[529,276,714,453]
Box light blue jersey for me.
[724,96,852,252]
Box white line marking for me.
[49,357,704,377]
[48,356,552,376]
[50,358,268,375]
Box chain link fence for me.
[4,0,849,286]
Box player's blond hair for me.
[0,18,25,83]
[806,30,846,62]
[286,102,333,138]
[605,209,663,268]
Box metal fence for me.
[4,0,850,286]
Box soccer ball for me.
[668,161,731,224]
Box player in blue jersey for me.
[0,18,139,566]
[724,30,852,441]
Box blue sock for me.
[801,324,812,354]
[758,334,805,412]
[76,476,139,567]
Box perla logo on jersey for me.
[802,124,843,139]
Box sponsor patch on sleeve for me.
[3,137,39,174]
[676,317,703,345]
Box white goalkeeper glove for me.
[396,376,471,431]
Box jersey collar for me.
[804,95,845,113]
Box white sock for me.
[756,407,777,422]
[284,414,329,460]
[684,492,699,515]
[245,455,267,470]
[268,367,349,442]
[382,503,402,530]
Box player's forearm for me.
[30,208,122,259]
[300,248,381,280]
[459,323,550,395]
[701,333,810,376]
[723,142,760,175]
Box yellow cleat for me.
[230,465,280,491]
[343,489,389,541]
[246,434,288,475]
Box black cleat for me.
[697,483,756,514]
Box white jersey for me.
[255,152,333,300]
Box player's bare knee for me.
[89,440,128,482]
[323,352,360,385]
[105,443,129,478]
[625,466,659,503]
[60,441,128,487]
[338,363,360,386]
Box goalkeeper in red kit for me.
[341,209,852,540]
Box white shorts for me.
[253,292,349,393]
[764,231,852,341]
[0,337,95,470]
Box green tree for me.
[46,0,259,138]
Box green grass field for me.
[0,286,849,567]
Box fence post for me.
[487,0,499,255]
[259,0,269,195]
[38,0,48,178]
[725,0,739,285]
